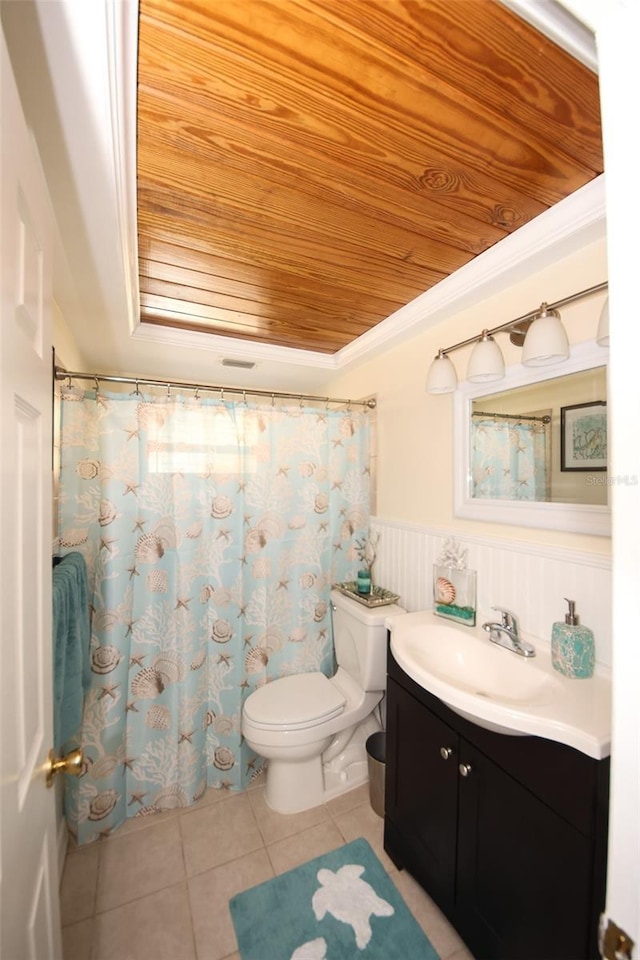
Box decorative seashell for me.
[213,746,235,771]
[299,572,316,589]
[91,645,122,675]
[92,609,121,632]
[146,704,171,729]
[313,601,328,623]
[190,649,207,671]
[289,627,307,644]
[211,587,232,607]
[153,785,188,811]
[211,495,233,519]
[298,461,317,478]
[76,458,100,480]
[288,515,307,530]
[245,528,267,553]
[186,521,203,539]
[211,618,233,644]
[90,755,120,780]
[153,652,185,686]
[135,805,158,818]
[200,584,214,603]
[87,789,119,821]
[146,570,168,594]
[435,577,456,605]
[134,533,164,562]
[131,666,164,698]
[245,646,269,674]
[153,517,178,549]
[256,512,285,540]
[258,627,286,653]
[314,493,329,514]
[203,708,216,729]
[98,499,118,526]
[59,528,88,547]
[252,557,271,579]
[218,717,238,737]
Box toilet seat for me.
[243,673,346,731]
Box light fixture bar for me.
[437,281,608,358]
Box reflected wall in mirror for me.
[471,366,607,506]
[453,342,610,536]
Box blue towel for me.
[52,552,91,750]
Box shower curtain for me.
[58,390,371,843]
[471,417,550,501]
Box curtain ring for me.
[66,375,72,389]
[220,387,225,403]
[243,390,247,406]
[167,383,171,399]
[194,387,200,401]
[299,395,303,409]
[94,376,100,399]
[271,393,275,407]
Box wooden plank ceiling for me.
[137,0,603,354]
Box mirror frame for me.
[453,341,610,536]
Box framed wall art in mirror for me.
[561,401,607,472]
[453,341,610,536]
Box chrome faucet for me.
[482,606,536,658]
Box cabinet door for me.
[385,678,458,910]
[456,740,593,960]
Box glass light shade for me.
[596,298,609,346]
[426,351,457,394]
[466,332,505,383]
[521,304,569,366]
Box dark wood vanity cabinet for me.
[384,649,610,960]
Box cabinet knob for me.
[439,747,453,760]
[459,763,472,778]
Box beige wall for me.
[324,237,610,555]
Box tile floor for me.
[60,776,475,960]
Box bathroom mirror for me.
[453,341,610,536]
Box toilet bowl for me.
[242,589,405,814]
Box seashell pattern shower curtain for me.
[58,390,371,843]
[471,417,550,501]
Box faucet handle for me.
[491,605,519,634]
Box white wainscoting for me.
[371,517,612,667]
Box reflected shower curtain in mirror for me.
[58,391,371,844]
[471,416,550,501]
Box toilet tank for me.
[330,589,406,691]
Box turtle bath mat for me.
[229,838,439,959]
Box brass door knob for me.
[45,747,83,788]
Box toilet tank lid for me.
[330,588,406,625]
[243,673,346,729]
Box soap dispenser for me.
[551,599,595,679]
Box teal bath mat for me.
[229,838,439,959]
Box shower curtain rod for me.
[472,410,551,424]
[55,367,376,409]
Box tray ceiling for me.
[136,0,603,356]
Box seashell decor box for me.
[433,537,477,626]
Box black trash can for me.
[365,731,386,817]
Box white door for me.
[0,28,62,960]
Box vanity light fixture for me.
[466,330,505,383]
[425,281,608,395]
[425,349,458,394]
[521,302,570,366]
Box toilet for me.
[242,588,405,814]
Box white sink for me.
[386,612,611,759]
